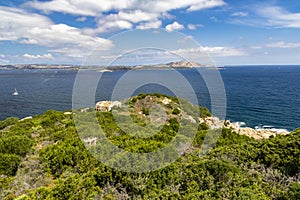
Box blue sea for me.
[0,66,299,131]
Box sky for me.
[0,0,300,66]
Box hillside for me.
[0,94,299,199]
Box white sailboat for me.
[12,88,19,96]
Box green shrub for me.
[199,107,211,118]
[198,122,209,131]
[142,108,150,115]
[0,136,33,156]
[0,117,19,129]
[286,182,300,200]
[172,108,181,115]
[0,153,21,176]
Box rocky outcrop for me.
[20,116,33,121]
[83,137,97,146]
[234,127,289,140]
[64,111,72,115]
[200,116,224,129]
[202,117,289,140]
[95,101,121,111]
[161,97,172,105]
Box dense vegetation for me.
[0,94,299,199]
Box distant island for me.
[0,61,220,71]
[106,60,215,71]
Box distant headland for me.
[0,61,220,71]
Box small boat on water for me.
[12,88,19,96]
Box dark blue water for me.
[222,66,300,131]
[0,66,299,131]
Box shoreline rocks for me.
[202,117,290,140]
[233,127,289,140]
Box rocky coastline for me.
[201,117,290,140]
[94,96,290,141]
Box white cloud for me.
[256,6,300,28]
[177,36,194,43]
[172,46,247,57]
[24,0,131,16]
[91,10,165,33]
[165,21,184,32]
[187,0,226,11]
[23,53,54,59]
[0,6,113,59]
[0,58,9,64]
[48,48,86,58]
[136,20,162,30]
[187,24,197,30]
[249,41,300,50]
[250,46,262,49]
[25,0,226,16]
[117,10,160,23]
[76,16,87,22]
[266,41,300,48]
[20,38,38,44]
[230,12,248,17]
[210,16,218,22]
[202,46,247,56]
[230,5,300,29]
[93,19,133,33]
[28,24,109,48]
[187,23,204,30]
[83,10,162,33]
[24,0,226,33]
[0,6,52,41]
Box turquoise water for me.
[0,66,299,131]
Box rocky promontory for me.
[94,94,290,140]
